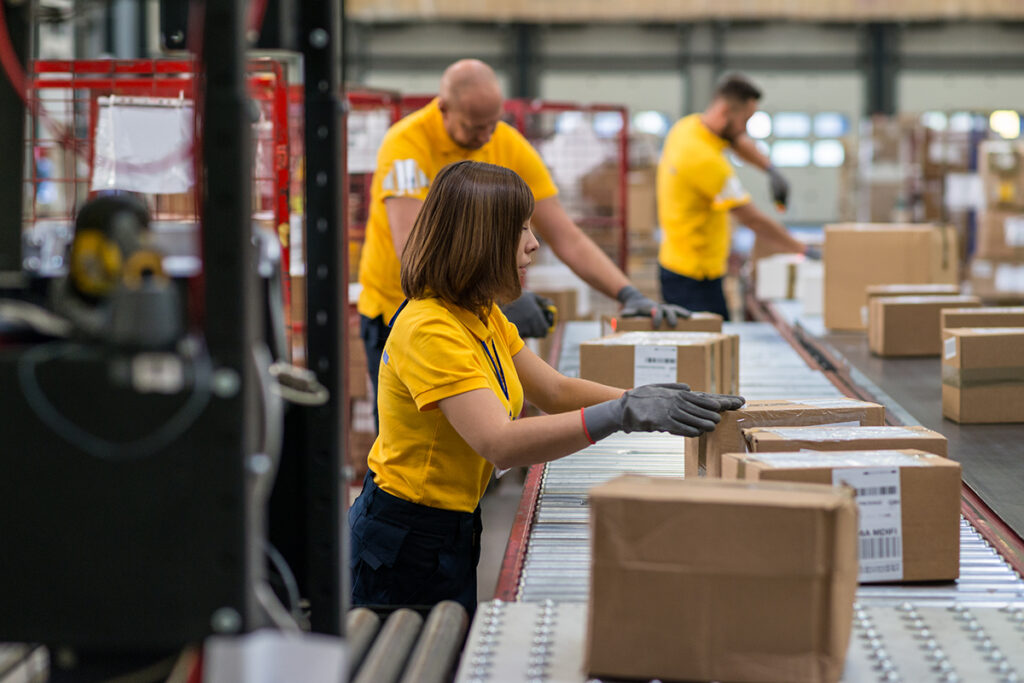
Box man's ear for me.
[437,98,449,115]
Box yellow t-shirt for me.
[357,99,559,323]
[656,114,751,280]
[368,297,525,513]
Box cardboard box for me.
[868,295,982,357]
[600,312,723,335]
[755,253,805,300]
[721,449,962,583]
[686,398,886,478]
[942,306,1024,330]
[586,476,857,683]
[797,260,824,316]
[580,331,737,394]
[743,425,948,458]
[823,224,959,331]
[942,327,1024,424]
[978,140,1024,209]
[976,209,1024,261]
[862,283,961,326]
[967,259,1024,304]
[626,167,657,233]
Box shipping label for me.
[633,345,677,386]
[944,337,957,360]
[1005,215,1024,247]
[833,467,903,582]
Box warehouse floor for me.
[477,470,526,603]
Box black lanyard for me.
[479,339,509,403]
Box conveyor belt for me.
[469,320,1024,682]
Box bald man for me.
[356,60,688,416]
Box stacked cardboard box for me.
[796,259,825,316]
[942,327,1024,424]
[862,283,961,327]
[967,259,1024,304]
[978,140,1024,210]
[868,295,981,357]
[942,306,1024,330]
[600,312,723,335]
[722,450,961,583]
[823,223,959,331]
[975,210,1024,261]
[579,331,739,394]
[587,476,857,683]
[685,397,886,478]
[743,425,948,457]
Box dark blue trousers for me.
[349,471,483,615]
[659,266,730,320]
[359,314,390,432]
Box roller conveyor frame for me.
[467,312,1024,683]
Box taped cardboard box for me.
[861,283,961,328]
[967,259,1024,304]
[868,295,981,357]
[743,425,948,458]
[586,476,857,683]
[978,140,1024,209]
[579,331,730,393]
[976,209,1024,261]
[941,306,1024,331]
[823,224,959,331]
[600,312,723,335]
[942,327,1024,424]
[685,398,886,478]
[755,253,805,300]
[722,450,962,583]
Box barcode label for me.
[833,466,904,583]
[634,345,677,386]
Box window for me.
[632,110,670,137]
[813,113,848,138]
[746,111,772,139]
[989,110,1021,140]
[812,140,845,168]
[771,140,811,167]
[773,112,810,138]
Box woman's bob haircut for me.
[401,160,534,317]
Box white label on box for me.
[833,467,903,582]
[944,337,957,360]
[633,345,677,386]
[972,259,994,278]
[790,398,869,409]
[1005,216,1024,247]
[860,305,869,327]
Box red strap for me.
[580,406,595,445]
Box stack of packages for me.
[941,306,1024,424]
[972,141,1024,303]
[585,396,962,683]
[750,234,824,315]
[866,284,981,357]
[823,223,959,331]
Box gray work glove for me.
[502,291,556,339]
[767,165,790,209]
[617,285,691,329]
[582,383,746,442]
[803,245,822,261]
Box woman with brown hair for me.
[349,160,744,614]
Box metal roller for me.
[351,608,423,683]
[345,608,381,677]
[399,601,469,683]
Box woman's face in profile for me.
[517,220,539,285]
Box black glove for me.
[582,383,746,442]
[767,165,789,209]
[502,291,555,339]
[616,285,691,329]
[803,245,822,261]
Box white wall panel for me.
[898,73,1024,112]
[539,71,686,122]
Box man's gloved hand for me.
[617,285,692,329]
[502,291,556,339]
[582,383,747,442]
[803,245,822,261]
[767,165,790,209]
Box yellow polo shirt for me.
[357,99,559,323]
[656,114,751,280]
[368,297,525,512]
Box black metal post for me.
[200,0,263,627]
[0,1,29,278]
[299,0,347,636]
[866,23,898,116]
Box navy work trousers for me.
[359,314,389,431]
[659,266,730,320]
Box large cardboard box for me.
[797,260,824,316]
[823,224,959,331]
[579,332,733,393]
[942,327,1024,424]
[868,295,981,357]
[967,259,1024,304]
[976,209,1024,261]
[685,398,886,478]
[586,476,857,683]
[743,425,948,457]
[861,282,961,327]
[721,449,961,583]
[600,311,723,335]
[942,306,1024,330]
[626,167,657,233]
[755,253,805,300]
